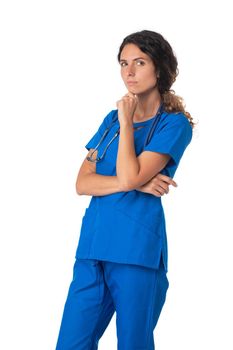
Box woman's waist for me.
[91,190,163,216]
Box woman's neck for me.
[133,88,162,122]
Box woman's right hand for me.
[136,173,177,197]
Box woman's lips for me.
[127,81,137,85]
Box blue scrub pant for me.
[55,256,169,350]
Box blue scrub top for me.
[75,108,192,271]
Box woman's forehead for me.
[120,44,150,61]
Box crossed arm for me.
[75,148,177,197]
[76,116,177,197]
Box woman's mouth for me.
[127,81,138,85]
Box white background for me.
[0,0,232,349]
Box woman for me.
[56,30,194,350]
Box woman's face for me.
[119,43,159,96]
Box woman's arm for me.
[116,123,170,191]
[77,173,122,196]
[116,93,170,191]
[136,173,177,196]
[76,149,123,196]
[76,150,176,196]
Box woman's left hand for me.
[116,92,138,125]
[136,173,178,197]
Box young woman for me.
[56,30,194,350]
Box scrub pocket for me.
[75,206,99,257]
[81,206,98,234]
[113,191,164,237]
[114,206,162,238]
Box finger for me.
[164,179,177,188]
[156,174,178,187]
[125,92,138,101]
[126,91,137,98]
[153,185,167,196]
[123,95,134,101]
[153,189,163,197]
[163,186,169,194]
[155,183,169,194]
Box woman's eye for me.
[120,60,145,67]
[136,60,145,66]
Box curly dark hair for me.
[117,30,194,128]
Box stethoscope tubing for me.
[86,103,164,162]
[111,102,164,146]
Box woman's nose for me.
[126,64,135,76]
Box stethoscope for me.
[86,102,164,163]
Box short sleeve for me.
[143,113,193,166]
[85,110,116,151]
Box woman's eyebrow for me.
[119,57,147,62]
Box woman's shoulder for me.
[160,110,192,131]
[102,109,118,126]
[162,110,189,123]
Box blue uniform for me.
[56,107,192,349]
[75,108,192,272]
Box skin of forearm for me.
[76,173,124,196]
[116,123,140,189]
